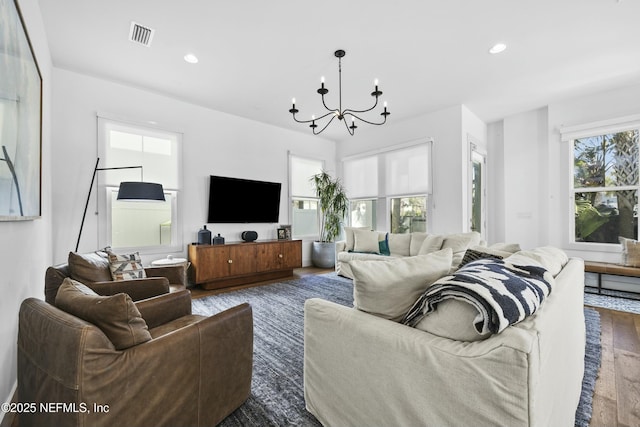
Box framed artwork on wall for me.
[0,0,43,220]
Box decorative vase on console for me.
[310,171,348,268]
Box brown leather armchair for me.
[45,251,187,304]
[18,284,253,427]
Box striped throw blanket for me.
[402,259,553,335]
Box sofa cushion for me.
[350,248,453,322]
[107,250,147,281]
[418,234,445,255]
[414,299,491,341]
[353,229,381,253]
[620,237,640,267]
[489,242,521,253]
[55,278,152,350]
[441,232,483,267]
[68,251,112,283]
[505,246,569,276]
[387,233,412,256]
[409,232,428,256]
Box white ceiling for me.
[38,0,640,142]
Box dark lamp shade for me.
[117,182,166,201]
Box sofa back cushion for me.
[350,248,453,321]
[55,278,151,350]
[387,233,412,256]
[68,251,112,283]
[441,232,483,268]
[418,234,445,255]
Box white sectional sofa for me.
[305,246,586,427]
[336,229,491,279]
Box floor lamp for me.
[75,157,165,252]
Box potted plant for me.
[311,171,348,268]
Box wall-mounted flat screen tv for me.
[207,175,282,223]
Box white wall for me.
[336,104,487,235]
[51,69,336,267]
[0,0,53,416]
[490,107,549,249]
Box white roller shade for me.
[343,155,378,198]
[384,144,430,195]
[291,156,323,198]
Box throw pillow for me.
[353,229,381,253]
[55,278,151,350]
[620,237,640,267]
[378,233,391,256]
[68,251,113,283]
[106,250,147,281]
[344,226,369,251]
[350,248,453,322]
[458,246,514,268]
[458,248,505,268]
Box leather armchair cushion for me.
[68,251,112,283]
[55,278,152,350]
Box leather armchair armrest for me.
[87,277,170,301]
[136,289,192,329]
[145,264,188,286]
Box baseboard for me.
[0,381,17,427]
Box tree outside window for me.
[573,130,639,243]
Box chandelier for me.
[289,49,390,136]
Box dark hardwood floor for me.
[3,269,638,427]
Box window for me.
[572,129,639,243]
[290,155,323,238]
[390,196,426,233]
[97,117,181,252]
[350,199,376,229]
[343,140,432,233]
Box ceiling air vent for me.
[129,21,155,47]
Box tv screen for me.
[207,175,282,223]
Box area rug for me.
[584,287,640,314]
[192,275,601,427]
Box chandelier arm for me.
[313,115,338,135]
[342,97,380,115]
[342,117,355,136]
[292,111,335,124]
[345,112,388,126]
[320,93,338,115]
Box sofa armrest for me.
[335,240,347,253]
[144,264,187,286]
[88,277,170,301]
[136,289,192,329]
[303,298,536,427]
[112,303,253,426]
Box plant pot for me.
[312,241,336,269]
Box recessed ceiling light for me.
[489,43,507,54]
[184,53,199,64]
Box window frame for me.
[562,114,640,250]
[288,153,324,239]
[96,115,183,255]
